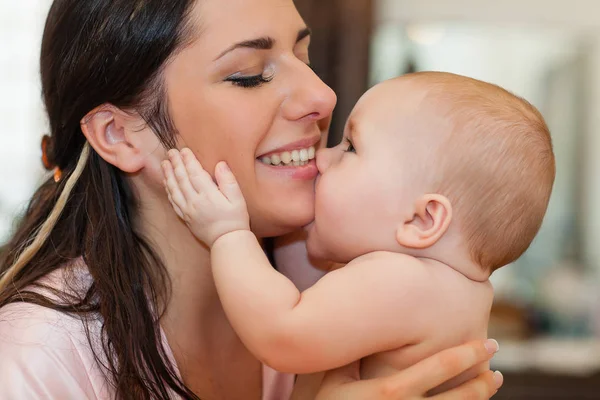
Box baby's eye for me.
[344,139,356,153]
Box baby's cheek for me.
[315,177,339,220]
[325,178,352,216]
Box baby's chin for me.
[304,222,328,259]
[305,224,350,266]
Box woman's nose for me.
[281,63,337,123]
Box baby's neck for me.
[413,236,490,282]
[416,254,488,282]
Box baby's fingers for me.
[162,161,187,213]
[180,148,215,190]
[166,187,185,220]
[168,149,197,201]
[215,162,245,206]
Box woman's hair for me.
[0,1,200,398]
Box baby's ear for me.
[396,194,452,249]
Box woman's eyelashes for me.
[226,73,274,88]
[225,62,313,89]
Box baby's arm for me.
[217,242,434,373]
[162,149,435,373]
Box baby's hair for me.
[0,143,90,291]
[410,72,555,272]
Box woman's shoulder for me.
[0,263,98,347]
[0,299,89,345]
[0,302,108,399]
[0,268,109,399]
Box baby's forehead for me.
[350,80,450,137]
[358,78,426,108]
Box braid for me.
[0,143,91,291]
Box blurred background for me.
[2,0,600,398]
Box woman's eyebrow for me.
[214,37,274,61]
[214,27,312,61]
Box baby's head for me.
[307,72,555,278]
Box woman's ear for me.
[80,104,150,173]
[396,194,453,249]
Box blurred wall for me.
[0,0,51,242]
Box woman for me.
[0,0,502,399]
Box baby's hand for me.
[162,148,250,247]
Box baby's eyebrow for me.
[346,118,359,141]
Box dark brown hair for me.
[0,1,200,398]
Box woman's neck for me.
[132,182,262,395]
[134,185,225,331]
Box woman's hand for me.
[314,340,502,399]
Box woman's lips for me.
[256,136,321,159]
[255,158,318,180]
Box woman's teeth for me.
[260,146,316,167]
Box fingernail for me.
[493,371,503,388]
[220,162,231,173]
[485,339,499,354]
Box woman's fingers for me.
[316,361,385,400]
[320,361,361,388]
[394,339,499,395]
[314,340,501,400]
[431,370,503,400]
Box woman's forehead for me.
[190,0,306,55]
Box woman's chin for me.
[247,191,315,237]
[251,212,314,238]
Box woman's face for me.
[164,0,336,237]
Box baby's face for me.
[306,81,439,262]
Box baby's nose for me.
[316,147,332,173]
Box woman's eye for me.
[226,73,274,88]
[226,65,275,89]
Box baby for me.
[162,72,555,389]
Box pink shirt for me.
[0,267,294,399]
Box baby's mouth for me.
[258,146,316,167]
